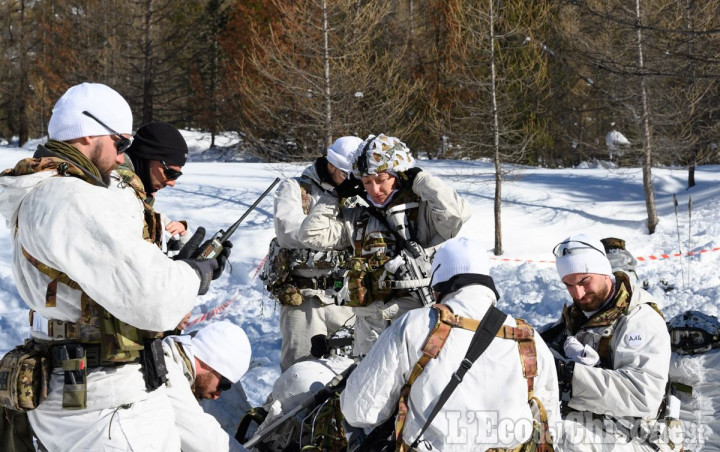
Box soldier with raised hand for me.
[265,136,360,371]
[0,82,229,450]
[298,134,471,355]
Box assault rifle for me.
[380,240,435,306]
[241,361,357,449]
[368,203,436,307]
[196,177,280,260]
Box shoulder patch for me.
[625,331,644,348]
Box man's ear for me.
[66,135,94,147]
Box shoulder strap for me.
[21,246,82,307]
[366,205,410,251]
[114,168,163,247]
[394,305,453,443]
[407,306,507,449]
[173,341,195,384]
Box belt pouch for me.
[54,345,87,410]
[140,338,168,391]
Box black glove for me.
[335,174,364,198]
[311,334,331,358]
[555,358,575,396]
[213,240,232,279]
[182,258,219,295]
[402,167,422,187]
[173,227,206,260]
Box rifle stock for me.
[243,362,357,449]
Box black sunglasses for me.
[552,240,605,258]
[161,161,183,181]
[82,111,132,155]
[218,376,232,392]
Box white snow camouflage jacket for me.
[0,162,199,333]
[298,169,471,254]
[162,335,249,452]
[568,283,671,418]
[340,284,561,451]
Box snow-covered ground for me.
[1,132,718,446]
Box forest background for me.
[2,0,720,245]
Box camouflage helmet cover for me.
[352,134,416,177]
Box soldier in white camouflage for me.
[298,134,472,356]
[0,82,228,450]
[263,136,361,371]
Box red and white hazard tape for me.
[186,254,269,327]
[491,246,720,265]
[635,247,720,262]
[186,297,237,327]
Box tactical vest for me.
[345,188,421,307]
[562,272,664,368]
[395,304,553,452]
[6,157,162,365]
[262,237,351,306]
[262,178,352,306]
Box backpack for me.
[395,304,553,452]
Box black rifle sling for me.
[409,306,507,449]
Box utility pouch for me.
[140,338,168,391]
[53,345,87,410]
[100,316,143,364]
[346,257,372,307]
[276,284,304,306]
[0,341,49,411]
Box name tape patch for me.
[625,331,644,348]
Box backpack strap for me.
[396,306,554,452]
[394,304,454,445]
[489,318,553,452]
[115,168,163,247]
[397,304,507,451]
[173,341,195,384]
[21,247,82,308]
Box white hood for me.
[0,170,55,229]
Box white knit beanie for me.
[326,136,363,174]
[430,237,490,287]
[192,321,251,383]
[48,82,133,141]
[554,233,613,279]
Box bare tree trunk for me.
[490,0,502,256]
[688,149,696,188]
[141,0,155,123]
[322,0,332,148]
[18,0,29,146]
[635,0,658,234]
